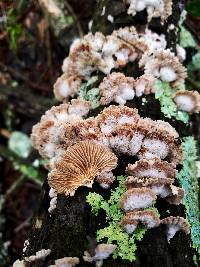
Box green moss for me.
[177,137,200,255]
[154,80,189,124]
[86,175,148,261]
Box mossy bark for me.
[24,1,197,266]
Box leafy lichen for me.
[177,137,200,255]
[78,76,100,109]
[86,175,148,261]
[154,80,189,124]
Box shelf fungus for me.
[48,141,117,196]
[126,159,176,179]
[139,49,187,87]
[123,0,172,22]
[99,72,135,105]
[49,257,80,267]
[161,216,190,242]
[31,100,90,159]
[121,209,160,233]
[96,171,116,188]
[83,244,117,267]
[98,105,140,135]
[173,90,200,114]
[119,188,157,211]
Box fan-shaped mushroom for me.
[119,188,157,211]
[48,141,117,196]
[121,209,160,233]
[161,216,190,241]
[173,90,200,114]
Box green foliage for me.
[180,26,196,48]
[78,76,100,109]
[154,80,189,124]
[186,0,200,17]
[86,176,147,261]
[177,137,200,255]
[188,52,200,72]
[6,9,23,50]
[8,131,32,158]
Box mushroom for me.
[166,185,184,205]
[31,101,90,159]
[119,188,157,211]
[121,209,160,233]
[139,49,187,87]
[83,244,117,267]
[48,141,117,196]
[49,257,80,267]
[161,216,190,242]
[134,74,156,97]
[123,0,172,22]
[98,105,140,135]
[99,72,135,105]
[126,158,176,179]
[173,90,200,114]
[96,171,116,188]
[53,74,82,102]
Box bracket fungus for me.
[123,0,172,22]
[139,49,187,86]
[126,158,176,179]
[121,209,160,234]
[49,257,80,267]
[161,216,190,242]
[173,90,200,114]
[31,100,91,160]
[96,171,116,189]
[119,188,157,211]
[83,244,117,267]
[48,141,117,196]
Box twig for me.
[186,77,200,91]
[14,216,31,233]
[65,0,84,38]
[5,175,26,198]
[0,62,49,92]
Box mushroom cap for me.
[125,176,174,189]
[48,141,117,196]
[119,188,157,211]
[94,244,117,260]
[140,49,187,87]
[99,72,135,105]
[121,209,160,232]
[54,257,80,267]
[96,171,116,188]
[126,158,176,179]
[166,185,184,205]
[161,216,190,241]
[173,90,200,114]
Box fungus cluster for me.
[123,0,172,22]
[31,99,91,159]
[32,105,183,167]
[83,244,117,267]
[52,25,200,115]
[28,3,197,263]
[118,158,189,240]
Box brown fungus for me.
[49,257,80,267]
[83,244,117,267]
[161,216,190,241]
[173,90,200,114]
[126,158,176,179]
[119,188,157,211]
[121,209,160,233]
[48,141,117,196]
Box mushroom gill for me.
[48,141,117,196]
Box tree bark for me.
[23,1,197,266]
